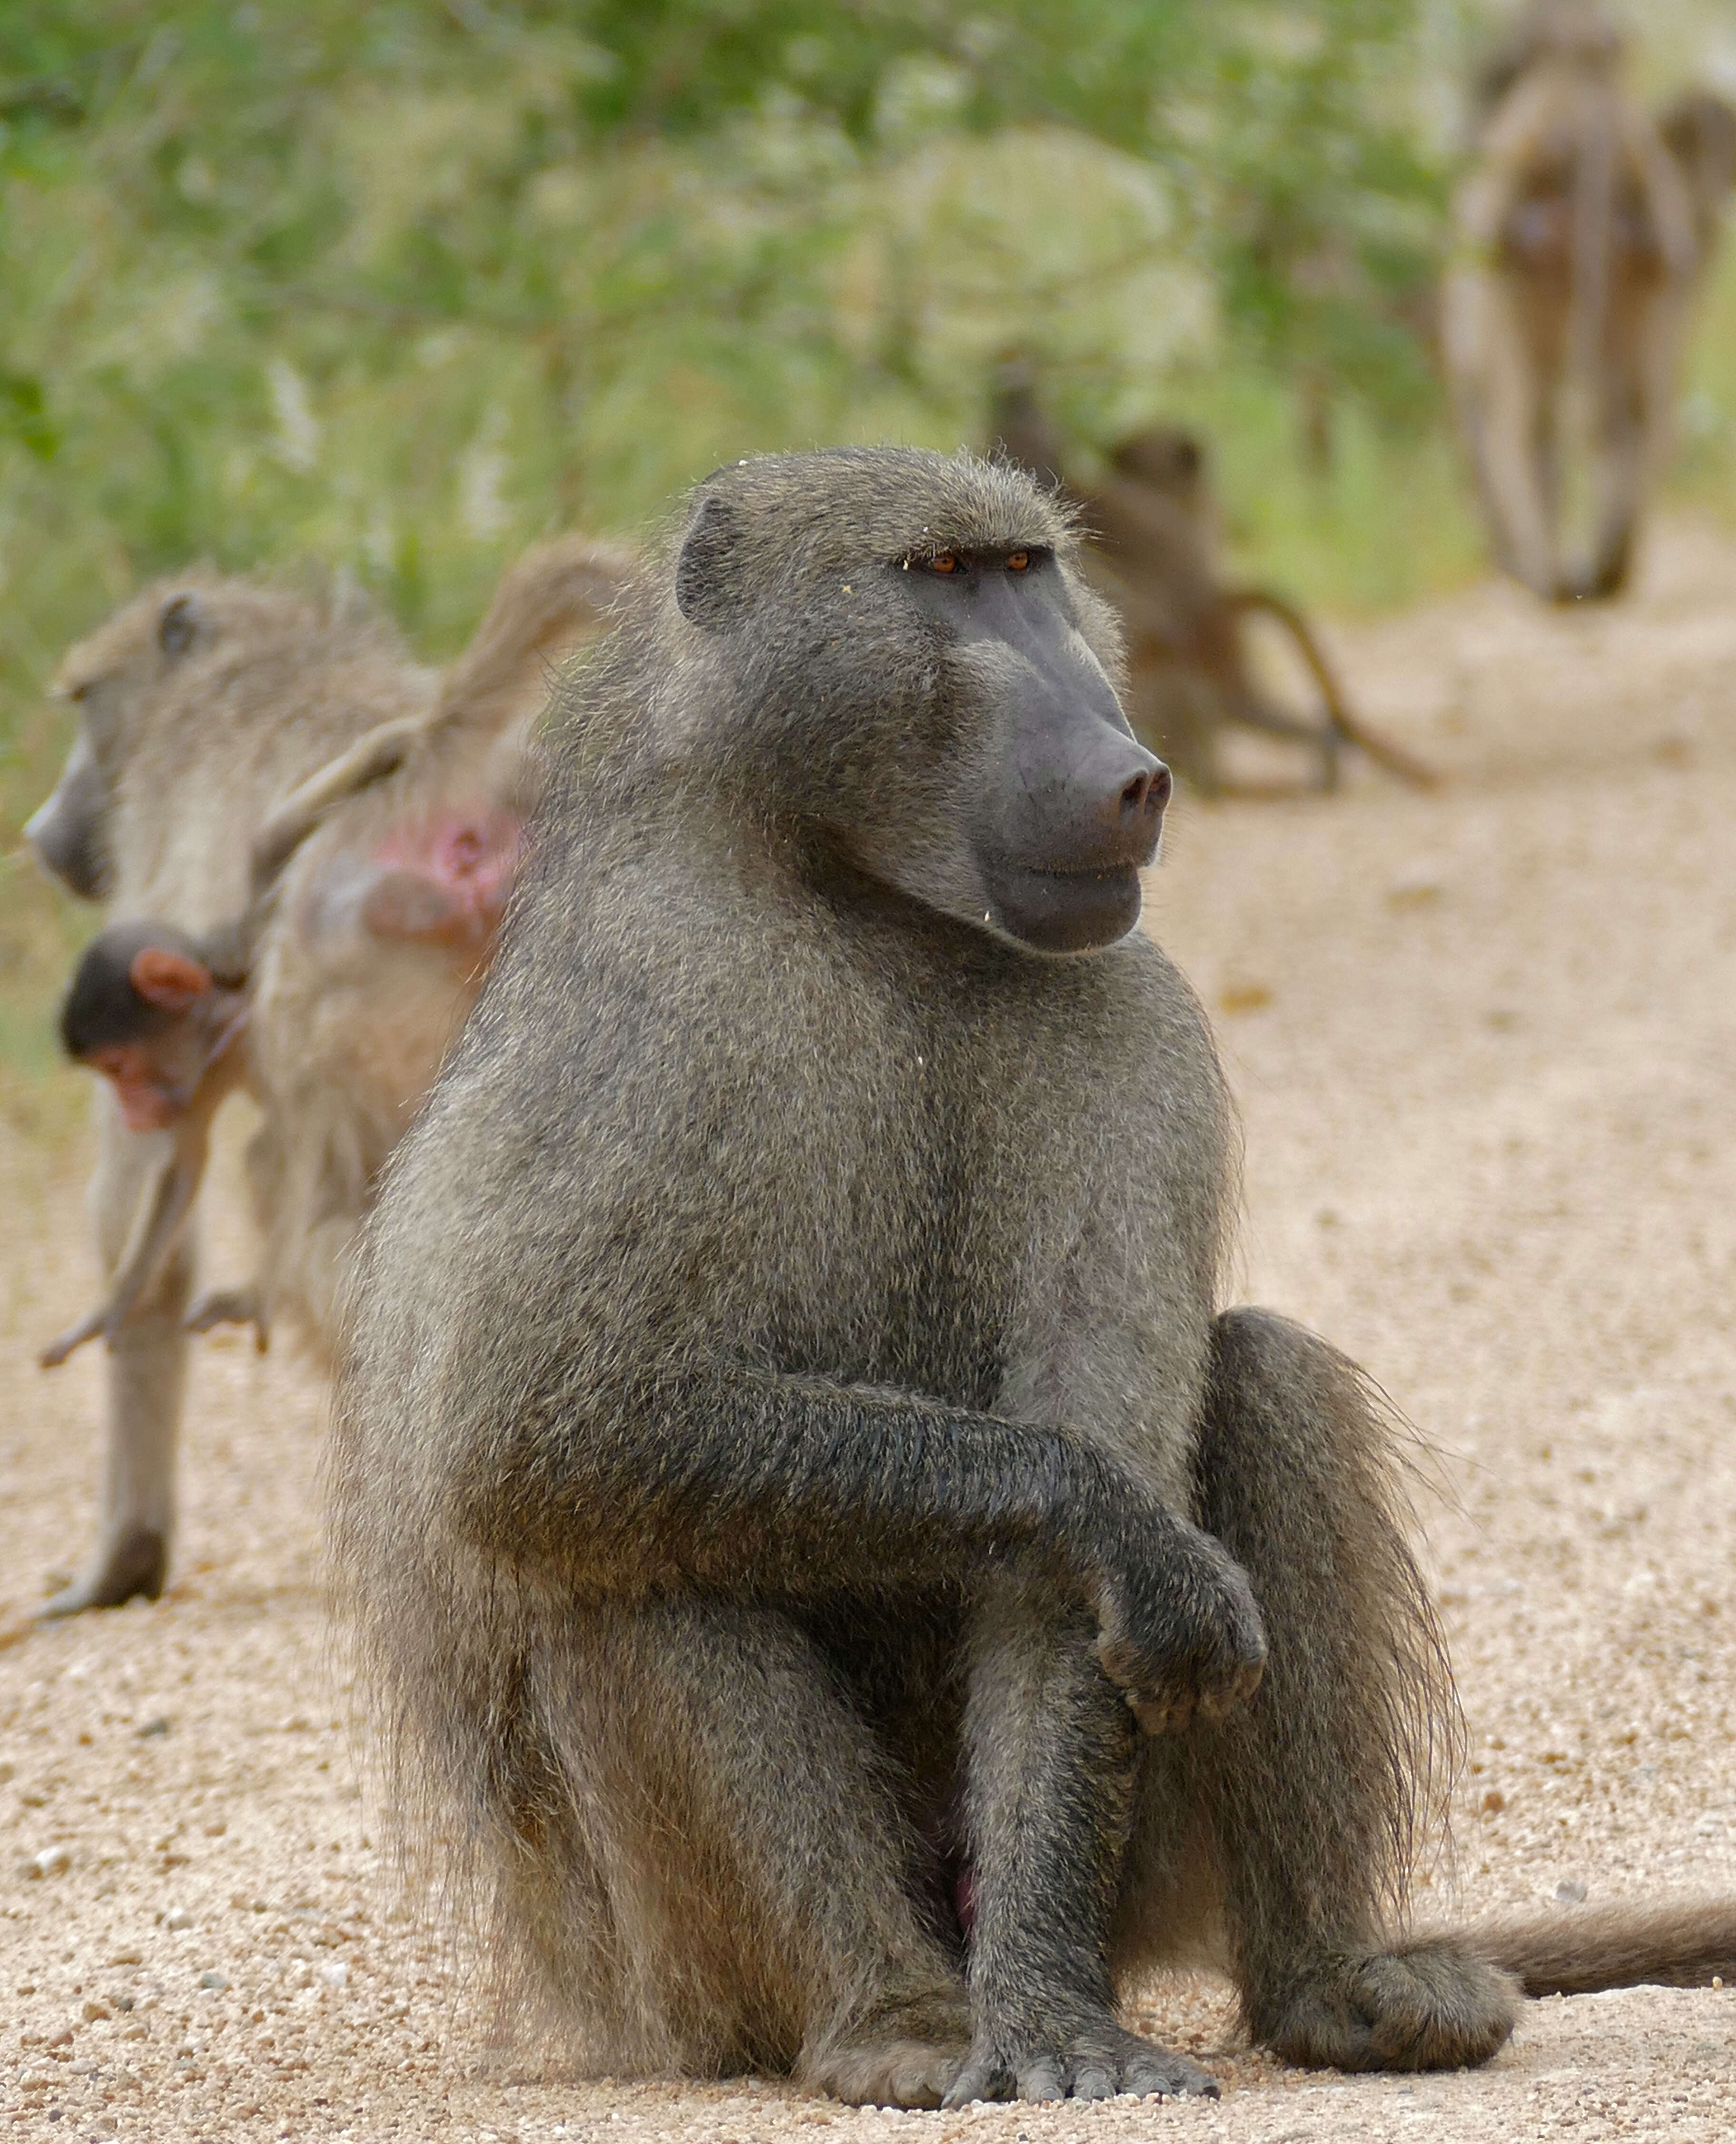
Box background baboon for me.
[333,448,1527,2111]
[40,715,426,1369]
[989,374,1431,793]
[29,574,440,1617]
[243,533,630,1359]
[30,537,626,1616]
[1444,1,1734,601]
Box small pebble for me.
[319,1961,350,1990]
[163,1907,193,1931]
[1554,1878,1588,1903]
[135,1717,171,1740]
[28,1845,71,1878]
[199,1970,229,1991]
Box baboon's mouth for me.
[983,858,1144,954]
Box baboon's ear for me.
[158,594,203,659]
[675,494,746,628]
[130,946,213,1012]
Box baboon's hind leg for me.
[1113,1308,1518,2072]
[945,1575,1219,2106]
[524,1600,968,2106]
[43,1102,193,1616]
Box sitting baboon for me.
[28,539,626,1616]
[40,718,424,1369]
[335,449,1736,2111]
[989,376,1430,792]
[1444,1,1734,600]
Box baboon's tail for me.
[1225,589,1438,788]
[433,533,635,741]
[1465,1901,1736,1996]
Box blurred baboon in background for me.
[27,538,626,1615]
[989,371,1431,793]
[243,534,629,1359]
[1444,1,1734,601]
[28,574,439,1616]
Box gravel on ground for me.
[4,521,1736,2141]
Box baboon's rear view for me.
[333,449,1531,2104]
[1445,1,1734,600]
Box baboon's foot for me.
[39,1526,167,1618]
[801,1993,971,2110]
[942,2022,1217,2106]
[1256,1939,1518,2072]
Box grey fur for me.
[333,449,1513,2105]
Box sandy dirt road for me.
[4,523,1736,2141]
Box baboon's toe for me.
[1260,1939,1518,2072]
[941,2023,1218,2105]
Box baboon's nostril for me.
[1119,763,1172,819]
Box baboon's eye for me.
[929,550,961,574]
[1006,550,1030,572]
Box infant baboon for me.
[990,376,1430,792]
[40,717,424,1369]
[335,448,1542,2109]
[1445,1,1733,600]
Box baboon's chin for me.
[984,863,1144,954]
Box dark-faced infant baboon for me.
[326,447,1663,2112]
[40,716,425,1369]
[1445,1,1734,600]
[989,375,1430,793]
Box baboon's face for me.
[27,590,211,903]
[23,730,108,900]
[671,452,1167,955]
[894,544,1169,953]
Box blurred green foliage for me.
[1,0,1734,1098]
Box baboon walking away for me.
[1444,1,1735,601]
[335,449,1736,2106]
[28,571,440,1618]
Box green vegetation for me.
[1,0,1734,1102]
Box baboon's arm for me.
[502,1359,1266,1732]
[39,1028,247,1371]
[40,1122,209,1369]
[245,715,426,917]
[1459,69,1563,254]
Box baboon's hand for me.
[1090,1516,1266,1734]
